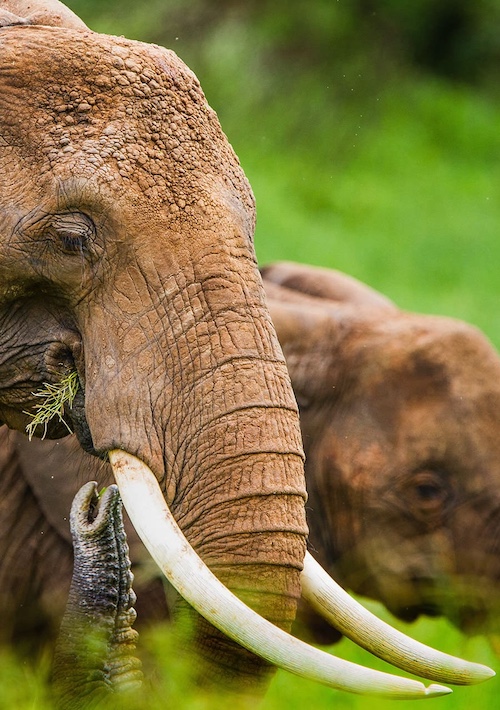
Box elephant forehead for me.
[0,26,254,217]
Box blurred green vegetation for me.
[3,0,500,707]
[1,613,498,709]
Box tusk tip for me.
[474,665,496,682]
[425,684,453,697]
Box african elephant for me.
[2,0,482,703]
[264,261,500,641]
[0,0,308,695]
[4,261,500,650]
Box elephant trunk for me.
[83,268,308,690]
[53,483,142,709]
[169,355,308,688]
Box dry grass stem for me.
[25,371,79,440]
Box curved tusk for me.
[301,553,495,686]
[109,449,450,698]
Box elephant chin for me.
[108,450,494,697]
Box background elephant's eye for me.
[405,469,453,523]
[50,213,96,255]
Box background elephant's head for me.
[264,262,500,639]
[0,8,308,689]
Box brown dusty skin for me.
[264,262,500,641]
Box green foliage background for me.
[3,1,500,707]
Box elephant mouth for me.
[387,585,495,635]
[454,605,490,635]
[106,450,494,697]
[65,384,96,455]
[21,367,97,453]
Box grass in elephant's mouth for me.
[25,371,79,440]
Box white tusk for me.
[301,552,496,685]
[109,449,450,698]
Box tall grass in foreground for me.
[0,610,497,709]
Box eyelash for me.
[58,230,87,254]
[48,213,96,256]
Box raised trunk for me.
[52,483,142,709]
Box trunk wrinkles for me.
[168,352,307,689]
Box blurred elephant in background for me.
[264,261,500,642]
[2,261,500,658]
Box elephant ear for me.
[262,261,397,311]
[264,279,399,411]
[265,293,348,409]
[265,291,334,351]
[0,1,88,30]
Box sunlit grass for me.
[224,79,500,350]
[0,650,51,709]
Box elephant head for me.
[264,261,500,639]
[0,2,493,699]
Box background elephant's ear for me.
[265,294,345,409]
[262,261,397,311]
[265,293,332,351]
[0,1,88,30]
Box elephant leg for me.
[53,482,142,709]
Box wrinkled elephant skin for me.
[0,9,307,690]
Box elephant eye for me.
[50,212,96,255]
[405,469,453,522]
[416,481,442,502]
